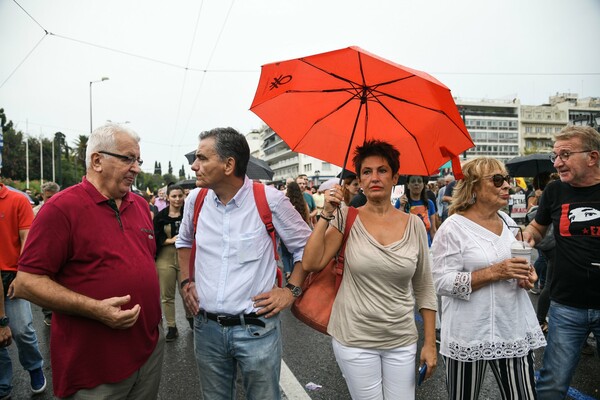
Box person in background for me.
[526,172,550,211]
[155,188,167,212]
[153,184,187,341]
[0,176,47,398]
[523,125,600,400]
[143,191,159,219]
[32,182,60,216]
[14,123,163,399]
[303,140,437,400]
[342,173,360,206]
[440,174,455,223]
[31,181,62,326]
[312,185,325,218]
[281,181,311,280]
[431,157,544,400]
[396,175,437,246]
[297,175,318,223]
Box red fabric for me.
[0,183,34,271]
[18,178,161,397]
[250,46,474,176]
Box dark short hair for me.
[352,140,400,177]
[167,184,184,196]
[199,127,249,178]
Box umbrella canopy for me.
[250,46,474,178]
[505,154,556,178]
[174,179,198,189]
[184,151,274,181]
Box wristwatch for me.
[285,283,302,298]
[0,316,9,327]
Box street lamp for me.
[89,77,109,133]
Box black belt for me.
[201,310,265,328]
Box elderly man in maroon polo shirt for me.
[13,123,163,399]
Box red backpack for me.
[188,182,283,287]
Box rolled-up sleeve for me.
[268,188,311,264]
[431,219,472,301]
[175,188,198,250]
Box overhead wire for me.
[169,0,206,163]
[0,34,47,90]
[179,0,238,148]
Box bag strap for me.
[334,207,359,290]
[252,181,282,286]
[188,184,283,288]
[188,188,210,283]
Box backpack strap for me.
[334,207,359,290]
[188,188,209,284]
[252,181,283,287]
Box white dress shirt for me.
[176,177,312,315]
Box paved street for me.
[6,291,599,399]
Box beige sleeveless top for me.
[327,206,437,349]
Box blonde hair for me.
[449,157,507,215]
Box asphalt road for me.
[6,292,600,399]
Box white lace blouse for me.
[431,212,546,361]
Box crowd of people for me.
[0,122,598,400]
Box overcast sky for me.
[1,0,599,174]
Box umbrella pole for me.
[338,93,366,185]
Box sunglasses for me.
[489,174,511,188]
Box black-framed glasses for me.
[488,174,511,188]
[549,150,591,163]
[99,151,144,166]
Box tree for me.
[179,165,186,178]
[157,162,162,176]
[168,161,173,175]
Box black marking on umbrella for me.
[269,74,292,90]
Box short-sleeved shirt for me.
[0,184,34,271]
[535,180,600,309]
[303,192,316,212]
[18,177,161,397]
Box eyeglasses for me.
[549,150,591,163]
[488,174,511,188]
[99,151,144,166]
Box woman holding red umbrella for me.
[303,140,438,399]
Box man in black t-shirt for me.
[524,125,600,400]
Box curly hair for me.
[449,157,507,215]
[285,182,310,224]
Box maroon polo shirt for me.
[18,177,161,398]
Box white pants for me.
[332,338,417,400]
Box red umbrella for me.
[250,46,474,178]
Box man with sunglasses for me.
[13,123,164,399]
[523,125,600,400]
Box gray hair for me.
[85,123,140,169]
[41,181,60,193]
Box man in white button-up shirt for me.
[176,127,311,400]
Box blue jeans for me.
[193,313,282,400]
[0,296,44,397]
[536,302,600,400]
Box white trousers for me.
[332,338,417,400]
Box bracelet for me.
[180,278,194,289]
[319,212,334,221]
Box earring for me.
[468,193,477,205]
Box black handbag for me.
[1,271,16,297]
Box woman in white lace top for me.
[431,157,546,400]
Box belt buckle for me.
[216,315,226,325]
